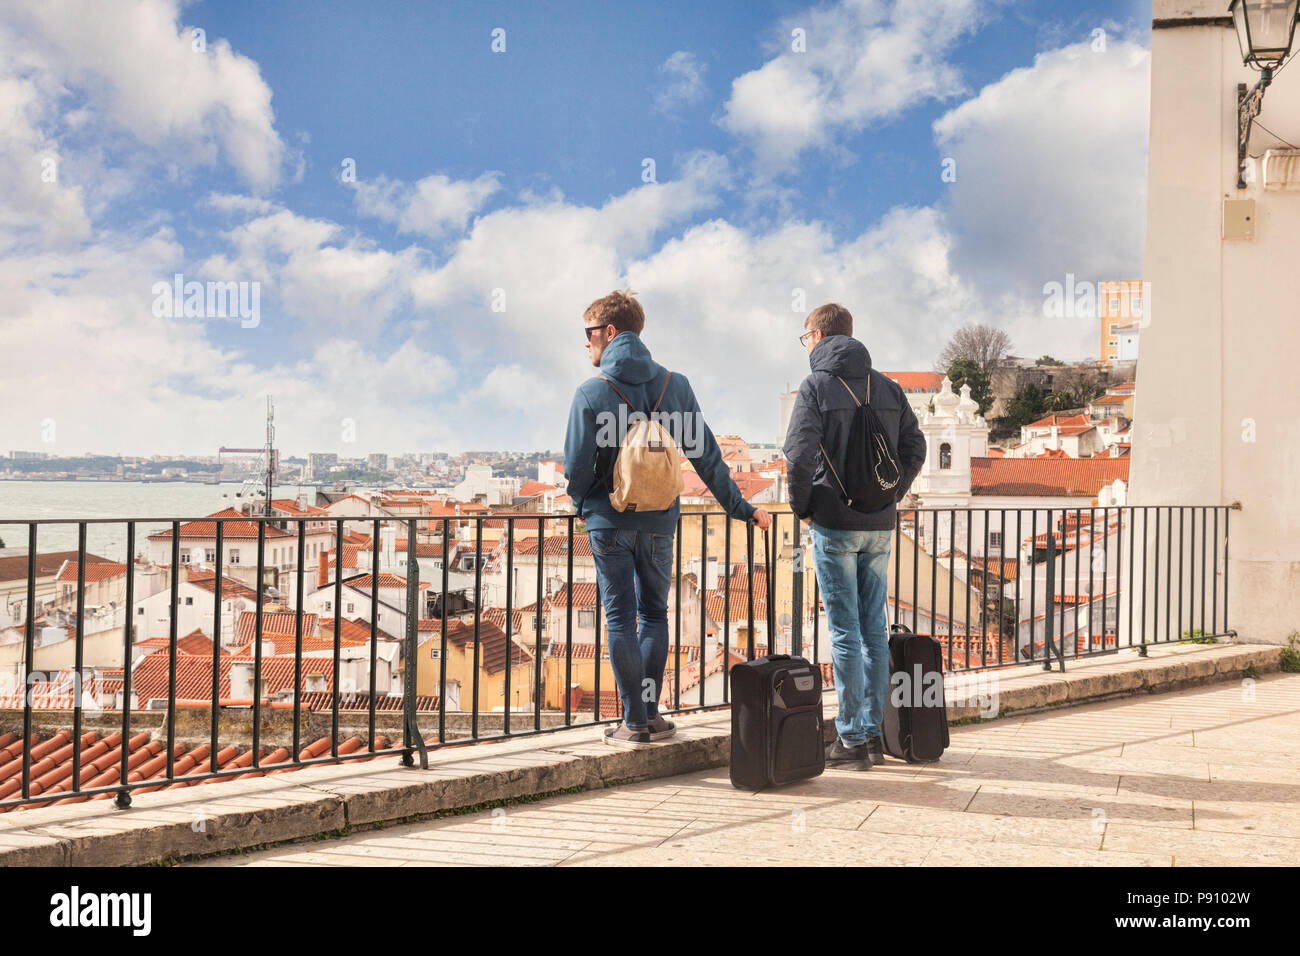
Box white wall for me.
[1129,5,1300,643]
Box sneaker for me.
[825,738,871,769]
[865,735,885,766]
[603,722,653,748]
[646,714,677,741]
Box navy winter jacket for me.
[782,334,927,531]
[564,332,758,533]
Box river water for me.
[0,481,304,557]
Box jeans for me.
[810,522,892,747]
[588,528,674,729]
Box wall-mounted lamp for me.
[1231,0,1300,186]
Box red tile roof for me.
[147,509,292,541]
[575,690,621,719]
[547,582,600,609]
[297,691,439,712]
[0,731,398,812]
[55,560,128,584]
[270,498,328,516]
[319,617,398,644]
[183,570,258,600]
[882,371,944,392]
[513,535,592,558]
[546,640,602,660]
[235,610,320,645]
[443,619,534,674]
[0,551,112,583]
[135,629,222,657]
[129,653,337,703]
[1025,413,1090,430]
[970,457,1130,497]
[344,572,429,590]
[517,480,558,498]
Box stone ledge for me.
[0,641,1282,867]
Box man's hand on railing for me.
[751,508,772,531]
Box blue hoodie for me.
[563,332,758,533]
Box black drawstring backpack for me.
[819,374,903,514]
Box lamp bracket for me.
[1238,68,1273,188]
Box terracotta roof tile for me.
[147,509,292,541]
[55,560,128,584]
[970,457,1129,497]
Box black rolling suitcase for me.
[881,623,950,763]
[730,654,825,789]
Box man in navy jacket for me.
[783,303,926,768]
[565,290,770,747]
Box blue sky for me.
[1,0,1154,456]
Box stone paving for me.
[190,671,1300,867]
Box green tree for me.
[1004,383,1048,430]
[1035,355,1064,366]
[1045,390,1076,412]
[946,358,993,415]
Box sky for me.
[0,0,1154,458]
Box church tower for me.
[914,376,989,505]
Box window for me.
[1108,294,1120,311]
[180,550,191,564]
[229,549,241,565]
[346,602,355,613]
[430,647,442,659]
[63,585,74,597]
[323,601,332,612]
[578,610,595,628]
[136,607,144,615]
[939,443,952,470]
[989,532,1002,551]
[184,596,193,606]
[1131,295,1142,314]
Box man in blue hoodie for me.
[564,290,771,747]
[783,304,927,769]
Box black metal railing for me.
[0,502,1231,811]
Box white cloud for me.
[0,0,291,192]
[352,172,503,239]
[0,0,1154,456]
[654,51,707,114]
[932,37,1151,347]
[204,193,281,217]
[720,0,985,173]
[197,209,424,329]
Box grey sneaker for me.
[646,714,676,741]
[825,738,871,769]
[865,735,885,766]
[603,722,653,748]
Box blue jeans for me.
[810,523,892,746]
[588,528,673,729]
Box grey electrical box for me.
[1223,199,1255,239]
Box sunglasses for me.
[585,324,611,341]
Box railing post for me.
[1043,519,1057,671]
[791,516,803,660]
[403,519,427,768]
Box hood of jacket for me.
[809,334,872,378]
[599,331,662,385]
